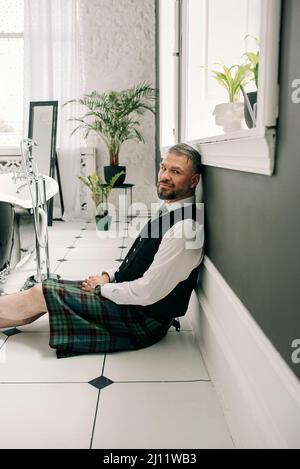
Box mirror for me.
[28,101,58,179]
[28,101,62,223]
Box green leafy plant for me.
[67,82,157,166]
[210,63,251,103]
[244,35,260,88]
[78,171,125,216]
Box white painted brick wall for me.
[78,0,158,208]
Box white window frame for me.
[159,0,181,152]
[161,0,282,175]
[0,13,24,156]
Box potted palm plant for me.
[68,82,156,185]
[210,63,251,133]
[78,171,124,230]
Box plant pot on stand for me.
[104,148,126,186]
[77,171,125,231]
[104,166,126,186]
[213,102,244,133]
[95,212,112,231]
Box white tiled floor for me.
[0,219,234,449]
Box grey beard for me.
[157,187,176,200]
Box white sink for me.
[0,172,58,209]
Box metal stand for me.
[0,263,10,285]
[22,175,60,290]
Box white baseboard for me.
[188,257,300,449]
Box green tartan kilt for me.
[42,279,170,358]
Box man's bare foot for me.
[0,285,47,328]
[1,312,46,329]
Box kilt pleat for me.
[42,279,169,358]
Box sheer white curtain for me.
[24,0,81,221]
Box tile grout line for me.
[109,378,211,384]
[89,389,101,449]
[0,378,211,385]
[0,381,93,385]
[89,355,108,449]
[52,224,88,274]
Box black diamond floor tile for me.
[115,259,124,262]
[118,246,127,249]
[88,375,114,390]
[66,246,76,249]
[2,328,22,337]
[57,259,68,262]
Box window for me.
[159,0,282,175]
[184,0,261,142]
[159,0,179,149]
[0,0,24,148]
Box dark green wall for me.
[203,0,300,379]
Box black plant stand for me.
[111,183,135,220]
[48,151,64,226]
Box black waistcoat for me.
[115,204,201,323]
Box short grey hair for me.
[168,143,202,174]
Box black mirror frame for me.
[27,100,58,179]
[27,101,63,225]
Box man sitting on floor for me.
[0,143,204,358]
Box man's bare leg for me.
[0,284,48,328]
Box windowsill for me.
[0,146,95,157]
[0,147,21,156]
[186,126,276,176]
[190,127,261,144]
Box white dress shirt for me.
[101,196,204,306]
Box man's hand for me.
[81,273,110,292]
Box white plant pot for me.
[213,102,244,133]
[95,213,112,231]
